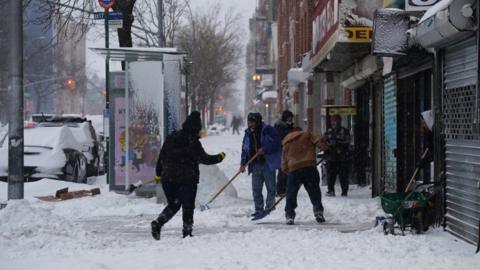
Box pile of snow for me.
[196,164,237,206]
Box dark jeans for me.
[156,181,197,227]
[276,170,288,196]
[326,161,350,195]
[285,166,324,219]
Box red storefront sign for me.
[311,0,339,59]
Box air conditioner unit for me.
[411,0,475,49]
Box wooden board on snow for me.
[35,187,101,202]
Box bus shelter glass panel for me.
[114,62,164,187]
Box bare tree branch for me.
[176,3,243,123]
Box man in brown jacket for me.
[282,130,329,225]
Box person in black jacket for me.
[151,111,225,240]
[274,110,298,196]
[324,115,351,197]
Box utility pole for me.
[97,0,115,185]
[8,0,24,199]
[158,0,165,47]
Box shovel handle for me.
[206,152,261,205]
[268,194,286,212]
[404,148,429,193]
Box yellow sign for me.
[343,27,372,43]
[321,107,356,116]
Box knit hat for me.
[182,111,202,134]
[247,112,262,124]
[281,110,294,122]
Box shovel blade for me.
[200,203,210,211]
[251,210,269,221]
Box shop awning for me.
[313,42,371,72]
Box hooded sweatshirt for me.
[156,111,222,184]
[281,131,328,173]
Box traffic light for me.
[66,78,75,90]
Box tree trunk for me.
[113,0,136,70]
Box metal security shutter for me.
[443,37,480,246]
[383,74,397,193]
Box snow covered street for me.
[1,133,479,270]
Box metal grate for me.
[443,85,480,141]
[443,37,480,246]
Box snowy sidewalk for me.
[1,133,479,270]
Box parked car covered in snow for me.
[37,121,103,176]
[31,114,104,176]
[0,126,88,182]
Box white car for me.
[37,121,103,176]
[0,126,88,183]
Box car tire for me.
[75,154,87,183]
[64,152,87,183]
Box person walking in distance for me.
[151,111,226,240]
[324,115,351,197]
[231,115,241,135]
[240,112,282,216]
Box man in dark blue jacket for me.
[240,112,281,215]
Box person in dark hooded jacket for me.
[324,114,351,197]
[274,110,300,196]
[240,112,281,216]
[151,111,225,240]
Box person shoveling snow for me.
[252,130,329,224]
[150,111,225,240]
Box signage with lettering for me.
[342,27,373,42]
[406,0,441,11]
[311,0,339,58]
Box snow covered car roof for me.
[1,126,82,151]
[37,122,95,146]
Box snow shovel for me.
[200,152,261,211]
[251,194,286,221]
[127,178,157,194]
[404,148,429,193]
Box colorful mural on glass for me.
[114,97,162,185]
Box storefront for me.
[410,0,479,245]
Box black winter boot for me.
[151,220,163,240]
[182,224,193,238]
[315,212,325,223]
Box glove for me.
[154,175,161,184]
[218,152,226,161]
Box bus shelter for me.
[91,48,186,200]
